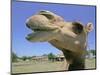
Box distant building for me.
[31,55,48,61]
[31,53,65,62]
[86,53,96,59]
[53,54,65,61]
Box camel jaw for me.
[26,28,58,42]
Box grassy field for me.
[85,58,96,69]
[12,58,96,74]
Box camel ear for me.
[85,23,93,32]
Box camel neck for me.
[62,49,85,70]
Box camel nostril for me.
[26,22,31,28]
[26,18,31,28]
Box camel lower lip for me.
[26,31,48,41]
[26,31,39,40]
[26,33,34,41]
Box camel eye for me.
[72,22,83,34]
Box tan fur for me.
[26,10,93,70]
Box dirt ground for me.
[12,58,96,74]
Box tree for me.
[86,50,96,58]
[90,50,96,56]
[12,52,18,62]
[48,53,56,61]
[21,56,28,61]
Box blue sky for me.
[12,1,96,57]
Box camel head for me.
[26,10,93,54]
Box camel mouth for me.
[26,27,55,42]
[32,28,53,32]
[25,10,59,42]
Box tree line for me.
[12,49,96,62]
[12,52,56,62]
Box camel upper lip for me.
[27,24,56,32]
[26,23,52,32]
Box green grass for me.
[85,58,96,69]
[12,58,96,74]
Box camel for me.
[25,10,93,71]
